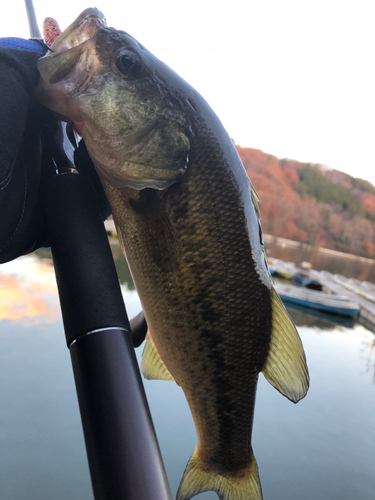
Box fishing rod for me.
[22,2,172,499]
[43,174,172,500]
[24,0,42,38]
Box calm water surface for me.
[0,243,374,500]
[265,238,375,282]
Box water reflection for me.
[32,239,364,333]
[1,246,375,499]
[34,247,53,261]
[34,236,375,289]
[361,337,375,382]
[266,239,375,282]
[286,303,355,329]
[110,241,136,290]
[35,240,136,290]
[0,256,59,325]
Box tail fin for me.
[176,449,263,500]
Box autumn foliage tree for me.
[236,145,375,258]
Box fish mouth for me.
[50,8,106,53]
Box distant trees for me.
[297,164,365,217]
[361,192,375,215]
[236,145,375,258]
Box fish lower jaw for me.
[94,159,184,190]
[120,177,178,190]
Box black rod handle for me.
[43,173,129,348]
[70,328,172,500]
[42,172,172,500]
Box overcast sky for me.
[2,1,375,184]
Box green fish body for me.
[36,10,309,499]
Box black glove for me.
[0,46,110,265]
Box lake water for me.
[265,237,375,283]
[0,243,374,500]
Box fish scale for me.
[101,128,272,476]
[35,9,309,499]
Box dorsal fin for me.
[251,186,261,219]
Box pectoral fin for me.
[262,287,309,403]
[129,189,180,273]
[141,333,175,382]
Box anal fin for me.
[262,287,309,403]
[141,333,175,382]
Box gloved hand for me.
[0,41,110,265]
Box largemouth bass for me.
[36,9,309,500]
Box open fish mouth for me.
[49,8,106,53]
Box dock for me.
[310,270,375,334]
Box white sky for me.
[2,1,375,184]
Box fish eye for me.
[116,51,141,77]
[119,55,134,69]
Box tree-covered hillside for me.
[236,146,375,258]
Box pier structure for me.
[310,270,375,333]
